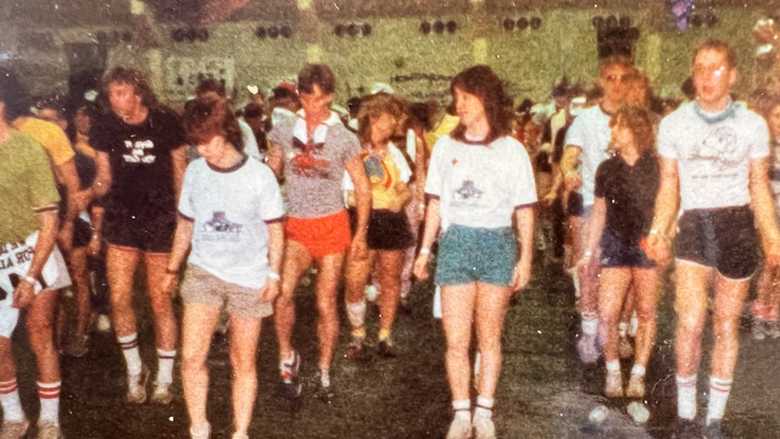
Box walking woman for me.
[580,106,660,400]
[344,92,413,358]
[413,65,536,439]
[163,96,284,439]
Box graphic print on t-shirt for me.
[201,211,242,242]
[290,137,330,178]
[123,139,157,164]
[687,126,741,171]
[454,180,484,202]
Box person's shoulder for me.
[661,101,694,125]
[736,104,767,127]
[14,117,63,139]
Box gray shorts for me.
[180,265,273,319]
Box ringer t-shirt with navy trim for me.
[178,155,284,289]
[425,133,537,231]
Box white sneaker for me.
[190,423,211,439]
[473,416,496,439]
[126,365,149,404]
[605,370,623,398]
[150,381,173,405]
[35,421,62,439]
[576,334,600,364]
[446,417,473,439]
[0,417,29,439]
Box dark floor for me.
[9,253,780,438]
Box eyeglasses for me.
[605,74,627,83]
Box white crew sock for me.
[346,299,367,330]
[157,348,176,384]
[676,374,698,420]
[631,364,646,377]
[474,396,494,420]
[452,399,471,421]
[706,376,733,426]
[0,379,25,422]
[37,381,61,424]
[581,312,599,336]
[118,333,143,376]
[605,360,620,373]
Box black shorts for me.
[568,192,584,217]
[599,230,655,269]
[103,208,176,254]
[72,217,92,249]
[675,205,759,279]
[348,208,414,251]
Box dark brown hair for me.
[610,106,656,154]
[693,39,737,69]
[102,67,158,108]
[298,64,336,95]
[356,93,407,145]
[182,96,244,152]
[449,65,513,142]
[196,78,227,98]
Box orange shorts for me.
[285,210,351,258]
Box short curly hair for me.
[102,67,158,108]
[182,96,244,152]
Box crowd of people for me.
[0,37,777,439]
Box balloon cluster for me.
[754,18,779,70]
[669,0,695,32]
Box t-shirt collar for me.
[693,98,740,124]
[293,110,342,145]
[206,153,248,173]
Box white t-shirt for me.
[658,101,769,211]
[564,105,612,207]
[425,134,537,231]
[178,155,285,289]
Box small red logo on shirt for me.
[452,158,458,165]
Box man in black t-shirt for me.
[91,67,187,406]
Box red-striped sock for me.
[37,381,61,424]
[0,379,24,422]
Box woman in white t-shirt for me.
[162,97,284,439]
[413,66,536,439]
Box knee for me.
[230,353,256,377]
[635,304,656,323]
[181,351,207,374]
[677,314,703,338]
[712,315,739,340]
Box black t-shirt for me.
[90,107,185,216]
[594,152,660,246]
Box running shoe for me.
[189,423,211,439]
[0,418,29,439]
[618,335,634,359]
[672,419,703,439]
[576,334,600,364]
[625,373,646,399]
[314,373,335,404]
[705,421,724,439]
[346,336,372,363]
[279,351,302,398]
[445,417,473,439]
[150,381,173,405]
[230,433,249,439]
[35,421,62,439]
[473,416,495,439]
[604,370,623,398]
[751,315,768,341]
[377,340,397,358]
[126,364,150,404]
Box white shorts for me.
[0,231,71,338]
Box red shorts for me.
[285,210,351,258]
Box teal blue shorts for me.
[435,225,518,287]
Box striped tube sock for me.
[676,374,698,420]
[706,376,733,426]
[452,399,471,421]
[157,349,176,385]
[0,379,25,422]
[474,396,494,420]
[37,381,61,424]
[118,334,143,376]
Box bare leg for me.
[275,241,312,363]
[441,283,477,401]
[228,314,262,435]
[314,252,345,372]
[181,304,220,431]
